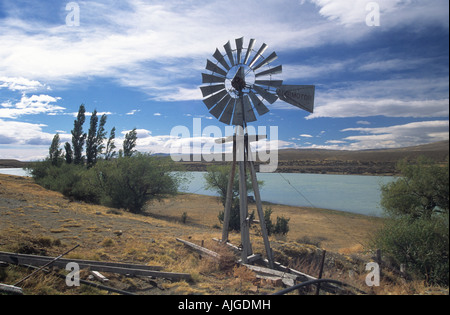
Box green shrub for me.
[28,153,182,214]
[92,153,180,213]
[372,214,449,286]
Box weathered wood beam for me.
[0,252,190,281]
[176,238,221,260]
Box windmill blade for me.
[248,43,268,68]
[276,85,315,113]
[253,85,278,104]
[210,94,232,119]
[223,41,235,67]
[202,73,226,84]
[255,65,283,78]
[255,80,284,88]
[235,37,244,64]
[206,59,227,77]
[213,48,230,71]
[243,95,257,123]
[203,89,228,109]
[249,90,270,116]
[220,99,235,125]
[232,97,244,126]
[244,39,256,65]
[200,84,225,98]
[252,52,278,71]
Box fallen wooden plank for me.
[0,252,164,271]
[0,283,23,295]
[242,264,298,281]
[0,252,190,281]
[91,271,109,282]
[176,238,221,260]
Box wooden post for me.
[222,139,237,243]
[248,157,274,269]
[315,250,327,295]
[237,125,252,263]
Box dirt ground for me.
[0,173,386,295]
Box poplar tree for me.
[123,128,137,157]
[72,104,87,165]
[64,142,73,164]
[105,127,117,160]
[86,110,99,168]
[49,133,62,166]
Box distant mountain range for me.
[2,140,448,175]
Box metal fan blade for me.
[213,48,230,71]
[255,65,283,78]
[206,59,228,77]
[235,37,244,64]
[248,43,268,69]
[253,85,278,104]
[252,52,278,71]
[203,89,228,109]
[200,84,225,98]
[255,80,284,87]
[232,97,244,126]
[224,41,235,67]
[220,99,235,125]
[244,39,256,65]
[202,73,226,84]
[249,91,270,116]
[276,85,315,113]
[243,95,257,123]
[210,94,232,119]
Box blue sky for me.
[0,0,448,161]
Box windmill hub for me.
[231,74,246,92]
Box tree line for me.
[49,104,138,167]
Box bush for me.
[372,214,449,286]
[28,153,182,214]
[92,154,180,213]
[372,156,449,286]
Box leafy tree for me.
[49,133,62,166]
[105,127,116,160]
[123,128,137,157]
[86,110,99,168]
[72,104,87,165]
[96,114,107,158]
[380,156,449,219]
[94,153,179,213]
[64,142,73,164]
[372,156,449,285]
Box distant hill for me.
[1,140,448,175]
[177,140,449,175]
[0,159,29,169]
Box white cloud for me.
[308,97,449,119]
[126,109,140,115]
[0,94,65,119]
[0,77,48,92]
[310,0,449,28]
[341,120,449,150]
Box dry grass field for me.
[1,174,446,295]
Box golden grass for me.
[1,174,447,295]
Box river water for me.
[1,168,395,217]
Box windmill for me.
[200,37,315,268]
